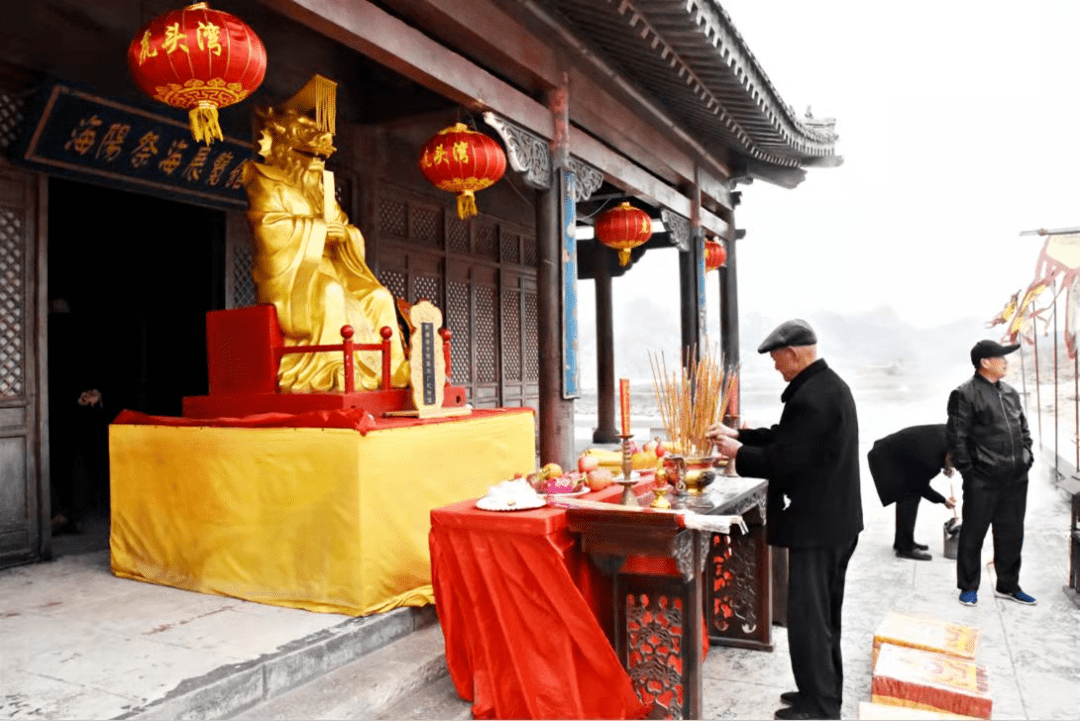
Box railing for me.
[279,325,453,393]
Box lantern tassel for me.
[189,104,224,145]
[618,248,631,266]
[457,190,478,220]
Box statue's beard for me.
[267,147,315,185]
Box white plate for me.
[475,495,546,511]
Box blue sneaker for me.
[959,590,978,606]
[996,590,1037,605]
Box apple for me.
[578,454,600,473]
[586,467,614,491]
[643,437,667,457]
[541,462,563,478]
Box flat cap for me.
[757,319,817,353]
[970,339,1020,367]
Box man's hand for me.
[706,422,737,440]
[714,435,742,459]
[78,389,102,407]
[944,498,956,510]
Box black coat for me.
[867,424,950,507]
[734,359,864,548]
[946,373,1033,485]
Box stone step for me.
[120,606,437,720]
[375,674,472,720]
[227,623,453,720]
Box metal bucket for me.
[943,518,961,560]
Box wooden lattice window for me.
[410,204,440,247]
[473,220,498,261]
[524,288,539,382]
[0,91,25,151]
[500,229,520,265]
[502,287,521,382]
[522,234,539,268]
[379,268,407,301]
[447,280,471,386]
[414,274,441,308]
[474,284,497,383]
[0,207,24,398]
[379,197,408,239]
[446,214,469,254]
[229,240,255,308]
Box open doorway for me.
[46,178,225,552]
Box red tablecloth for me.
[430,484,648,720]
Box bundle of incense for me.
[548,496,747,535]
[649,347,739,457]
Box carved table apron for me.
[696,477,773,651]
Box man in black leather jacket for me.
[710,319,862,721]
[946,340,1036,607]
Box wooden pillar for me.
[593,254,618,443]
[679,180,704,365]
[719,231,740,412]
[538,82,575,468]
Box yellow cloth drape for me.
[109,410,535,616]
[244,160,409,392]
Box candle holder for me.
[617,433,638,506]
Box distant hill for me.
[577,303,988,390]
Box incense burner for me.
[663,454,723,495]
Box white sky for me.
[608,0,1080,335]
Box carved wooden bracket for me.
[660,208,691,252]
[483,111,602,201]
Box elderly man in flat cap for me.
[708,319,862,721]
[948,340,1036,608]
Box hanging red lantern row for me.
[127,2,267,144]
[419,123,506,220]
[705,239,727,272]
[595,201,652,266]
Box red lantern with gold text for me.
[595,201,652,266]
[419,123,506,220]
[127,2,266,144]
[705,239,727,272]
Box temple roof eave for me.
[546,0,841,177]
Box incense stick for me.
[649,346,739,457]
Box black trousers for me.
[957,477,1028,594]
[893,495,921,551]
[787,538,859,720]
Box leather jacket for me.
[946,372,1033,484]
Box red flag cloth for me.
[430,494,648,720]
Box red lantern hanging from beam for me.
[705,239,727,272]
[595,201,652,266]
[419,123,506,220]
[127,2,267,144]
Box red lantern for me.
[127,2,266,144]
[419,123,506,220]
[595,201,652,266]
[705,239,727,272]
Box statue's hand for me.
[325,220,348,242]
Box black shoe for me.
[896,548,932,561]
[893,542,930,551]
[780,691,801,706]
[774,707,817,720]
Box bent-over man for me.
[868,424,956,561]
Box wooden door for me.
[0,162,44,568]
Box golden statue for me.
[243,76,409,392]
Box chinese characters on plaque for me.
[14,84,253,209]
